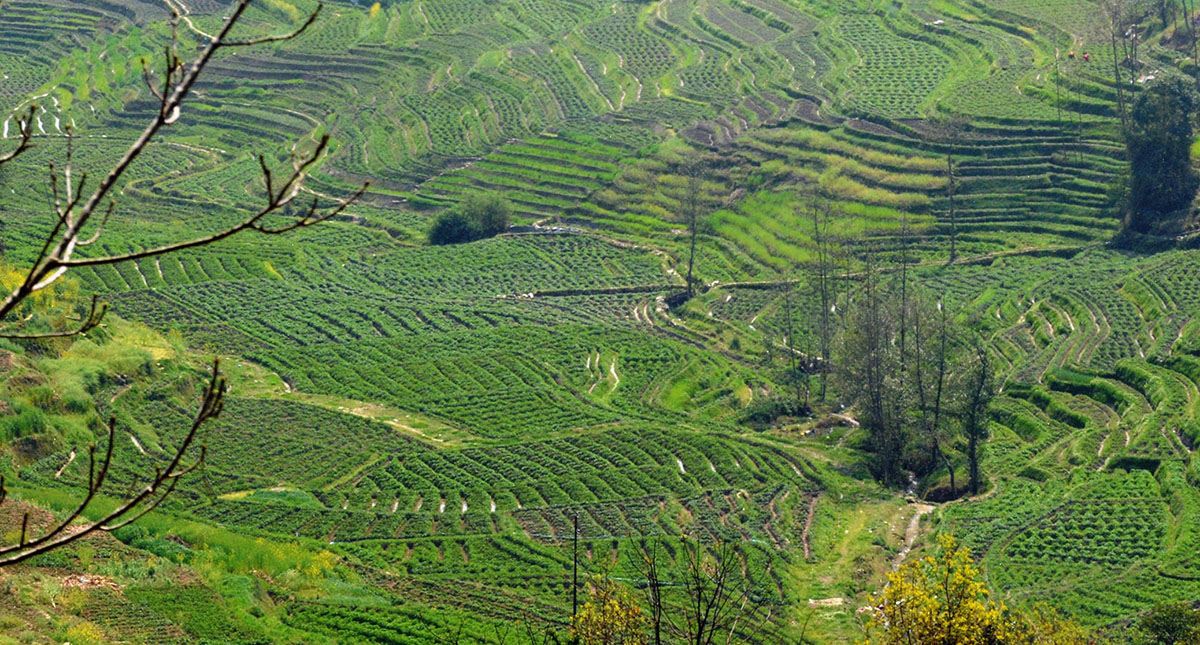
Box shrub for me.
[428,211,475,245]
[1135,602,1200,644]
[428,194,512,245]
[461,193,511,238]
[740,396,809,429]
[0,402,47,441]
[863,535,1092,644]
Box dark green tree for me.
[1126,77,1199,231]
[1136,602,1200,644]
[461,192,512,238]
[428,193,512,245]
[835,251,908,485]
[428,211,476,245]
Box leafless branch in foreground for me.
[0,360,224,566]
[0,0,367,564]
[0,105,34,167]
[0,0,367,339]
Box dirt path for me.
[801,494,819,559]
[892,503,934,570]
[109,384,131,404]
[164,0,217,40]
[55,451,76,478]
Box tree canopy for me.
[1125,76,1199,232]
[862,534,1091,645]
[428,194,512,245]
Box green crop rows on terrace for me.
[3,0,1200,640]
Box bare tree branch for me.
[0,106,35,167]
[0,295,107,340]
[0,0,365,327]
[0,361,224,567]
[0,0,363,565]
[221,6,321,47]
[56,136,368,267]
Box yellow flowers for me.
[571,575,648,645]
[861,535,1090,645]
[369,2,383,19]
[1,263,70,310]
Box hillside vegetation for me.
[1,0,1199,642]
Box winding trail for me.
[55,451,76,478]
[164,0,217,40]
[892,503,935,570]
[801,494,819,559]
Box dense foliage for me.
[429,194,513,245]
[0,0,1199,641]
[1125,77,1199,231]
[862,535,1091,645]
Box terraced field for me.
[2,0,1200,641]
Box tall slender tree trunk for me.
[1055,50,1063,132]
[1189,0,1200,89]
[782,281,803,406]
[685,170,701,297]
[934,438,955,497]
[1074,71,1084,162]
[933,301,952,496]
[966,342,990,495]
[946,154,957,262]
[968,430,980,495]
[811,204,832,401]
[1112,29,1128,130]
[899,212,910,372]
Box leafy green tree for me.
[1135,602,1200,644]
[1126,77,1199,231]
[428,211,476,245]
[428,193,512,245]
[960,336,994,496]
[461,192,512,238]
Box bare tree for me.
[898,210,911,371]
[636,538,667,645]
[945,154,958,263]
[1054,48,1064,132]
[0,0,365,565]
[1100,0,1132,128]
[806,198,835,401]
[961,336,995,496]
[835,248,906,485]
[637,537,771,645]
[434,617,469,645]
[927,116,965,263]
[928,298,955,496]
[779,278,808,407]
[1185,0,1200,87]
[682,162,706,298]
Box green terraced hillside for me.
[1,0,1199,642]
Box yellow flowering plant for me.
[862,534,1092,645]
[572,574,649,645]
